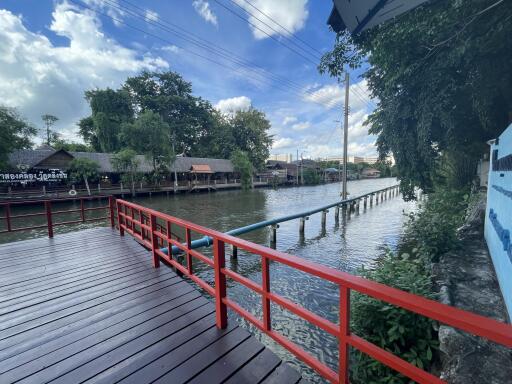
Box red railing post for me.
[108,196,115,228]
[5,203,12,232]
[149,212,160,268]
[116,201,124,236]
[80,198,85,222]
[339,285,350,384]
[213,238,228,329]
[45,201,53,238]
[185,228,192,274]
[166,221,172,260]
[262,255,271,331]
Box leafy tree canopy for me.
[0,106,37,169]
[319,0,512,198]
[78,70,273,173]
[120,110,173,173]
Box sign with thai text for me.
[0,170,68,183]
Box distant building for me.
[268,153,292,163]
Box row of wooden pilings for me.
[229,184,401,258]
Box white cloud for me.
[192,0,218,26]
[145,9,159,23]
[0,3,168,142]
[83,0,125,27]
[282,116,297,125]
[234,0,309,40]
[161,45,180,53]
[272,137,295,150]
[303,79,374,112]
[291,121,310,131]
[215,96,251,114]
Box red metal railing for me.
[116,199,512,384]
[0,196,115,238]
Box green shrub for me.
[350,252,439,384]
[403,188,469,263]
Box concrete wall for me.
[485,123,512,319]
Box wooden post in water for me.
[363,196,368,210]
[231,245,238,259]
[335,205,340,223]
[321,210,328,230]
[270,224,278,249]
[356,200,360,215]
[347,203,352,220]
[299,217,307,237]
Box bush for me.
[350,187,472,383]
[350,252,439,384]
[403,188,469,263]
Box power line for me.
[211,0,319,66]
[239,0,324,57]
[68,0,345,109]
[223,0,320,61]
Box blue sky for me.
[0,0,377,159]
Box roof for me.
[324,167,339,173]
[190,164,213,174]
[7,149,234,174]
[328,0,429,34]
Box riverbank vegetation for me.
[351,187,472,383]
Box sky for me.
[0,0,378,160]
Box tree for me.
[123,71,211,154]
[68,158,100,196]
[112,149,140,196]
[319,0,512,199]
[231,150,253,190]
[227,108,273,170]
[41,114,58,145]
[0,106,37,169]
[52,139,92,152]
[81,88,133,152]
[120,110,173,180]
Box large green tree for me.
[120,110,173,174]
[123,71,215,154]
[112,148,140,196]
[0,106,37,169]
[79,88,133,152]
[226,108,273,170]
[319,0,512,198]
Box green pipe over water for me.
[163,185,398,255]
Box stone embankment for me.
[433,194,512,383]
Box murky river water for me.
[0,178,416,382]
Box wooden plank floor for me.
[0,227,307,384]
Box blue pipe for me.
[163,185,398,255]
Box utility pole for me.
[296,149,299,185]
[171,132,178,188]
[300,152,304,185]
[342,72,350,199]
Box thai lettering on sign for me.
[0,170,68,183]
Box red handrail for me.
[0,196,116,237]
[115,199,512,384]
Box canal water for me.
[1,178,416,382]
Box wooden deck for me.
[0,227,306,384]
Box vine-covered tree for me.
[0,106,36,169]
[319,0,512,198]
[79,88,133,152]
